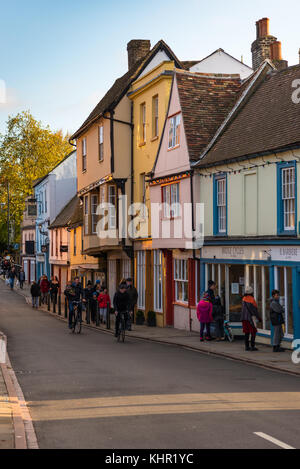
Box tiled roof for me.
[196,64,300,167]
[49,196,80,229]
[176,71,242,161]
[71,40,185,140]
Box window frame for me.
[168,113,181,149]
[140,102,146,144]
[82,137,87,172]
[99,126,104,162]
[108,185,117,230]
[153,250,163,312]
[174,259,188,304]
[213,173,228,236]
[277,161,297,236]
[91,194,99,234]
[84,195,89,235]
[152,95,159,139]
[162,182,180,219]
[137,251,145,309]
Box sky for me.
[0,0,299,136]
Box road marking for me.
[254,432,295,449]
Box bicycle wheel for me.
[74,312,82,334]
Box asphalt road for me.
[1,282,300,449]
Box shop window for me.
[277,162,297,235]
[275,266,294,337]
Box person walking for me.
[98,287,111,324]
[126,278,138,329]
[30,281,40,308]
[212,295,225,342]
[49,276,60,305]
[40,275,50,304]
[113,283,130,337]
[18,268,26,289]
[197,293,214,342]
[206,280,217,303]
[270,290,285,353]
[241,286,261,352]
[8,267,17,290]
[83,281,94,322]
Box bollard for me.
[86,301,91,325]
[65,298,68,319]
[58,295,61,316]
[106,302,110,330]
[47,294,51,311]
[96,303,100,327]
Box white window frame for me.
[162,183,180,218]
[99,126,104,162]
[168,114,181,149]
[82,137,87,172]
[174,259,188,304]
[217,178,226,233]
[91,194,98,234]
[153,95,159,138]
[140,103,146,143]
[282,167,295,231]
[153,250,163,312]
[137,251,145,309]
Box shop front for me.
[200,244,300,346]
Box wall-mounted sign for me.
[271,247,300,262]
[60,245,68,253]
[27,204,37,217]
[41,245,48,253]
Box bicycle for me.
[116,311,127,343]
[72,301,82,334]
[224,320,234,342]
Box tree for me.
[0,111,73,248]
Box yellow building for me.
[128,61,177,327]
[68,198,102,287]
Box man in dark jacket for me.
[126,278,138,329]
[206,280,216,304]
[270,290,285,353]
[84,281,94,322]
[114,283,130,337]
[19,269,26,289]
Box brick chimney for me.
[127,40,151,70]
[251,18,288,70]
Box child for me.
[31,281,40,308]
[98,288,111,324]
[197,292,213,342]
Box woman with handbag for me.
[241,286,261,352]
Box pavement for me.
[12,280,300,377]
[1,281,300,449]
[0,337,14,449]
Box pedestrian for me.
[241,286,261,352]
[98,287,111,324]
[83,281,94,320]
[18,268,26,289]
[197,292,214,342]
[206,280,217,303]
[8,267,16,290]
[30,281,40,308]
[113,283,130,337]
[270,290,285,353]
[49,276,60,305]
[64,281,74,327]
[126,278,138,328]
[93,279,102,293]
[40,275,50,304]
[212,295,224,342]
[91,291,99,323]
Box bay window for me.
[162,183,180,218]
[91,194,98,234]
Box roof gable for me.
[189,49,253,79]
[49,195,80,229]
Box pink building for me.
[21,196,37,283]
[150,70,241,330]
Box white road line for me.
[254,432,295,450]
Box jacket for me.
[19,271,25,282]
[127,286,138,308]
[40,278,50,293]
[197,300,213,323]
[270,299,285,326]
[98,293,111,309]
[113,291,130,313]
[31,284,40,297]
[241,295,261,327]
[212,297,224,321]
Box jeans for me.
[200,323,211,339]
[32,297,39,308]
[68,301,82,328]
[100,308,107,322]
[115,311,129,335]
[9,278,14,290]
[19,281,24,289]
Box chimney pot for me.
[127,40,151,70]
[257,17,270,38]
[270,41,282,61]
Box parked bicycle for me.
[224,320,234,342]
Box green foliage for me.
[0,111,72,247]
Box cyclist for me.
[113,283,130,338]
[66,277,85,330]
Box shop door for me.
[164,250,173,326]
